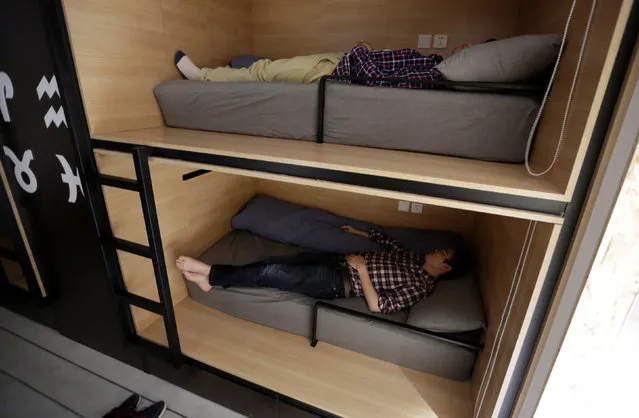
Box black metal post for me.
[316,76,329,143]
[310,302,320,347]
[132,147,182,366]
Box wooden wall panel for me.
[63,0,250,134]
[516,0,628,195]
[96,151,258,331]
[251,0,519,59]
[257,180,477,239]
[470,215,559,417]
[1,258,28,291]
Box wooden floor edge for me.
[138,298,475,418]
[92,149,565,225]
[91,130,567,202]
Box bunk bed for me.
[56,0,634,417]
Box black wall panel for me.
[0,0,142,368]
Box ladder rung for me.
[113,238,151,259]
[115,290,164,315]
[98,174,140,192]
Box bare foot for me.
[176,256,211,276]
[183,271,212,292]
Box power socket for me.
[410,202,423,214]
[417,34,432,48]
[398,200,410,212]
[433,34,448,49]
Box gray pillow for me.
[231,194,463,254]
[230,54,264,69]
[436,34,561,83]
[407,274,486,333]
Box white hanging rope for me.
[474,221,537,418]
[525,0,599,176]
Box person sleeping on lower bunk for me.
[174,40,462,88]
[176,226,465,314]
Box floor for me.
[0,306,244,418]
[141,297,473,418]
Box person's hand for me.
[355,40,373,51]
[340,225,358,234]
[346,255,366,270]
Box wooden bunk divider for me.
[470,214,560,418]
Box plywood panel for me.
[251,0,519,58]
[141,298,473,418]
[94,127,565,202]
[151,156,563,223]
[470,215,559,417]
[63,0,250,134]
[258,180,477,239]
[96,152,257,330]
[517,0,629,196]
[0,154,45,297]
[1,258,28,291]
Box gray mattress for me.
[155,80,539,162]
[184,231,484,380]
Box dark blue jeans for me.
[208,252,346,299]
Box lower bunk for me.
[186,228,484,381]
[141,298,474,418]
[95,150,561,418]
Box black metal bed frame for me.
[311,300,483,351]
[43,0,639,414]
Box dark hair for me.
[440,245,472,280]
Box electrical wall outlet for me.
[417,34,432,48]
[433,34,448,49]
[410,202,424,214]
[398,200,410,212]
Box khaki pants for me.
[199,53,343,84]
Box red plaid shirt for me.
[332,45,444,89]
[346,229,435,313]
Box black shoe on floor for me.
[103,393,141,418]
[134,401,167,418]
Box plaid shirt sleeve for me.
[368,229,404,253]
[378,284,429,314]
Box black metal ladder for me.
[95,146,182,364]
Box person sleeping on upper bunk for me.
[176,225,467,314]
[174,40,472,89]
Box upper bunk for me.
[61,0,634,210]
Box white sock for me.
[175,51,201,80]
